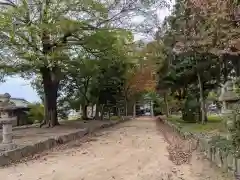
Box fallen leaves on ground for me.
[155,118,199,165]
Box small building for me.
[0,93,30,126]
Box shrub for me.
[182,98,200,122]
[153,107,163,116]
[26,103,44,124]
[110,116,120,121]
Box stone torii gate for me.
[133,99,154,118]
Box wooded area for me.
[1,0,240,153]
[1,1,240,178]
[0,0,161,127]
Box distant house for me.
[0,93,30,126]
[7,97,30,108]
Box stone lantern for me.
[219,81,240,112]
[219,81,240,140]
[0,93,17,151]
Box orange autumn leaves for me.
[124,40,160,98]
[126,62,156,96]
[189,0,232,11]
[188,0,240,53]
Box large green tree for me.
[153,0,234,123]
[0,0,166,126]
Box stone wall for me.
[0,117,131,167]
[162,119,240,175]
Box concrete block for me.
[185,132,192,139]
[179,130,185,138]
[100,124,107,128]
[215,148,222,168]
[0,153,9,166]
[211,146,216,162]
[4,148,22,162]
[206,145,212,160]
[235,158,240,174]
[30,144,39,155]
[221,151,228,171]
[198,138,206,152]
[21,145,35,157]
[45,139,57,149]
[0,143,17,151]
[227,153,234,171]
[76,129,86,138]
[61,134,69,143]
[201,138,207,152]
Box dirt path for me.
[0,118,233,180]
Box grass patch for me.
[110,116,121,121]
[168,115,233,153]
[168,114,226,134]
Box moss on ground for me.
[168,115,226,134]
[110,116,121,121]
[168,115,235,154]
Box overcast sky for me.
[0,4,172,103]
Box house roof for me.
[10,98,30,108]
[0,94,30,108]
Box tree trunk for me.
[79,105,82,118]
[196,96,201,122]
[45,80,59,127]
[197,72,206,124]
[113,106,118,116]
[91,105,94,118]
[95,104,100,120]
[82,104,88,120]
[164,92,169,117]
[40,93,48,127]
[118,107,121,117]
[125,101,128,116]
[100,104,105,120]
[41,67,60,127]
[108,108,111,120]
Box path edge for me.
[0,117,131,167]
[161,117,239,175]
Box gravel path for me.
[0,117,233,180]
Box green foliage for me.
[207,91,218,101]
[153,107,163,115]
[228,107,240,157]
[182,97,200,123]
[209,136,233,154]
[26,103,44,124]
[155,0,239,125]
[0,0,167,126]
[110,116,121,121]
[159,51,221,92]
[168,115,226,134]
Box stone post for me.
[150,101,154,117]
[218,82,240,179]
[79,105,82,118]
[235,159,240,180]
[0,117,17,150]
[219,80,239,133]
[220,85,227,113]
[0,93,17,151]
[133,102,136,119]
